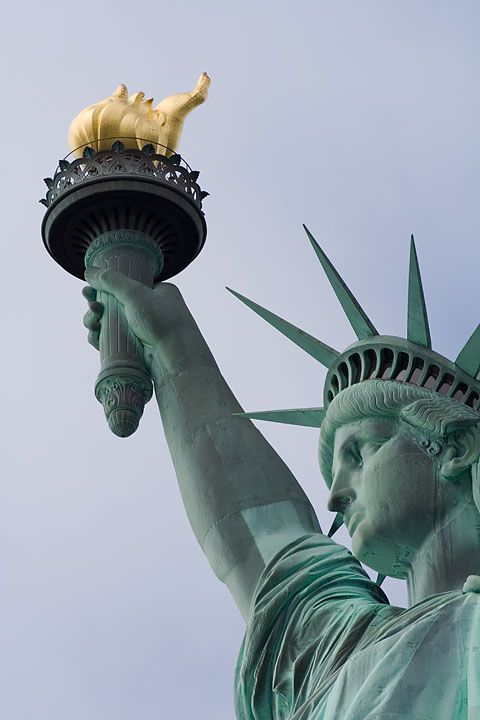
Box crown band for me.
[325,336,480,413]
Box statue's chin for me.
[351,523,408,579]
[350,523,369,562]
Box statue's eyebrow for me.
[338,424,394,452]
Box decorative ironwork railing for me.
[41,141,208,209]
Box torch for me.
[41,74,210,437]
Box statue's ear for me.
[440,426,480,481]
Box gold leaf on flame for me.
[68,72,211,158]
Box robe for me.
[235,534,480,720]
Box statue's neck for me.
[406,500,480,605]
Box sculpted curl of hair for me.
[319,380,480,487]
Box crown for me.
[68,73,210,158]
[228,228,480,562]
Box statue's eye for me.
[359,440,386,460]
[344,443,363,467]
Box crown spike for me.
[327,513,344,537]
[455,323,480,377]
[235,407,326,428]
[303,225,378,339]
[407,235,431,348]
[226,288,339,368]
[376,573,386,586]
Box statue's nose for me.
[328,471,356,513]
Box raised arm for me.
[84,270,321,618]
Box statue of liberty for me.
[82,230,480,719]
[45,76,480,719]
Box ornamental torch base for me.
[41,144,208,438]
[85,230,163,437]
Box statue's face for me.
[330,417,455,577]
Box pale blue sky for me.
[2,1,480,717]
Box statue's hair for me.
[319,380,480,486]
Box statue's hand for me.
[83,267,187,351]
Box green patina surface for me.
[82,230,480,719]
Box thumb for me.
[84,267,150,307]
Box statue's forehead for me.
[333,416,398,447]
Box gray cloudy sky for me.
[2,1,480,717]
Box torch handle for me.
[85,231,163,437]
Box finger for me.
[88,300,104,318]
[82,285,97,302]
[83,309,101,331]
[85,267,148,306]
[88,328,100,350]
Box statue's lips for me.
[345,510,363,535]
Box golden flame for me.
[68,72,210,158]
